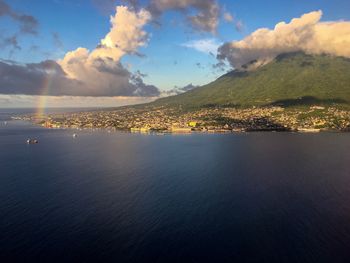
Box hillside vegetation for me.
[154,52,350,109]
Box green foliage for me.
[153,52,350,109]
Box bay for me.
[1,114,350,262]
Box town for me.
[18,105,350,133]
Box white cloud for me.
[57,6,158,96]
[182,38,222,55]
[218,10,350,69]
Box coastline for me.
[10,104,350,134]
[8,118,347,135]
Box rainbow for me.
[35,68,54,118]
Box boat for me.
[170,127,192,133]
[73,133,78,138]
[298,128,321,133]
[26,139,38,144]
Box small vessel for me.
[298,128,321,133]
[26,139,38,144]
[73,133,78,138]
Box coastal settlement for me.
[15,105,350,133]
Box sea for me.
[1,108,350,262]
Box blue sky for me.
[1,0,350,107]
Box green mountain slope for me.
[154,52,350,108]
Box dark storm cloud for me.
[130,70,160,97]
[14,14,38,35]
[0,59,160,97]
[147,0,220,33]
[0,60,79,96]
[26,60,66,75]
[92,58,130,77]
[0,0,39,35]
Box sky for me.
[0,0,350,108]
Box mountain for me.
[154,52,350,109]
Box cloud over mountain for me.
[0,6,159,97]
[162,83,198,96]
[218,11,350,69]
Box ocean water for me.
[1,111,350,262]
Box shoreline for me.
[8,119,348,135]
[10,104,350,134]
